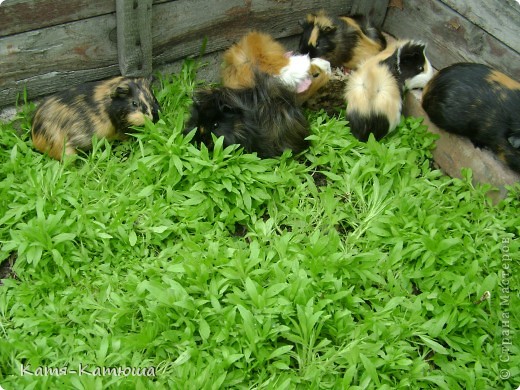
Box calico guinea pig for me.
[345,40,433,142]
[221,31,311,92]
[221,30,332,102]
[298,10,386,69]
[31,76,160,160]
[185,71,310,159]
[422,63,520,172]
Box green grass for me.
[0,59,519,389]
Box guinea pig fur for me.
[185,72,310,159]
[298,10,387,69]
[422,63,520,172]
[221,31,312,94]
[345,40,433,142]
[31,76,160,160]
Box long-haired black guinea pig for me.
[31,76,160,160]
[345,40,433,142]
[298,9,386,69]
[422,63,520,172]
[185,72,310,158]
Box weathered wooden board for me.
[0,0,115,37]
[116,0,153,77]
[151,0,388,67]
[0,14,119,105]
[439,0,520,53]
[0,66,120,107]
[383,0,520,80]
[0,0,175,37]
[0,0,388,107]
[1,15,118,82]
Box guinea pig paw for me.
[310,58,332,75]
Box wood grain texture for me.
[0,14,119,106]
[116,0,153,76]
[439,0,520,53]
[0,0,387,107]
[382,0,520,80]
[0,66,120,107]
[150,0,386,67]
[1,15,118,83]
[0,0,175,37]
[0,0,115,37]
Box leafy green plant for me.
[0,60,518,389]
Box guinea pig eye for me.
[213,122,219,129]
[419,66,424,72]
[132,100,138,108]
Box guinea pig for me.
[220,30,333,102]
[298,10,387,69]
[185,71,310,159]
[31,76,160,160]
[345,40,433,141]
[221,31,311,92]
[296,58,332,105]
[422,63,520,172]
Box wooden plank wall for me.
[383,0,520,79]
[0,0,388,108]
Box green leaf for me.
[360,353,380,386]
[199,318,210,340]
[418,335,449,354]
[129,230,137,246]
[267,345,293,360]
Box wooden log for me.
[382,0,520,80]
[116,0,153,77]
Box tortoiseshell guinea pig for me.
[185,72,310,159]
[31,76,160,160]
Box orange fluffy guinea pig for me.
[220,31,331,100]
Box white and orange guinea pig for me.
[345,40,434,142]
[220,31,331,102]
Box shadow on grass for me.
[0,251,17,285]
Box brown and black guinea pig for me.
[31,76,160,160]
[422,63,520,172]
[298,10,387,69]
[185,71,310,159]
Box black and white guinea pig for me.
[345,40,433,142]
[422,63,520,172]
[185,71,310,159]
[31,76,160,160]
[298,10,386,69]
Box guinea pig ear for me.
[401,42,426,59]
[111,85,131,99]
[322,25,337,34]
[147,75,157,85]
